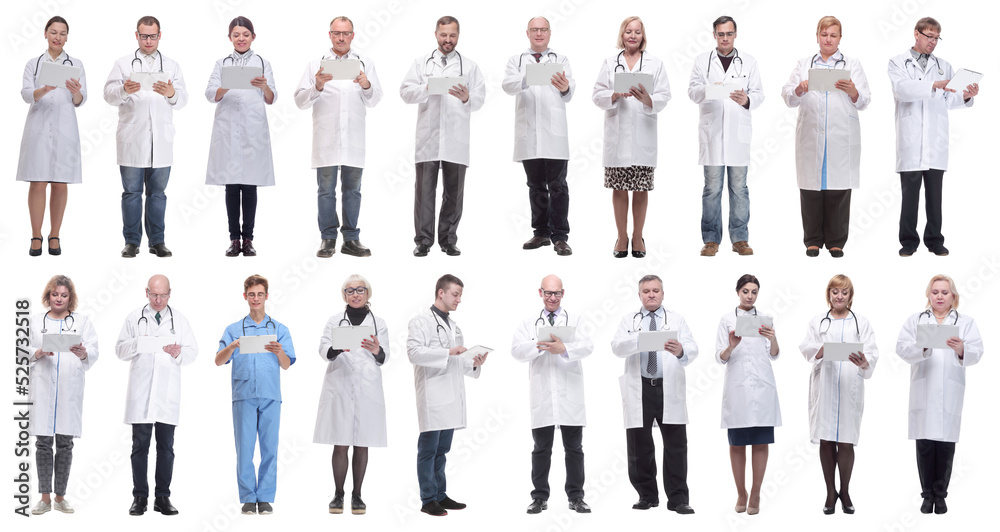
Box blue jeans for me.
[417,429,454,505]
[121,166,170,246]
[701,165,749,244]
[317,166,363,241]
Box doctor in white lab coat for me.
[896,275,984,514]
[502,17,576,255]
[687,16,763,257]
[399,16,486,257]
[406,274,487,516]
[314,274,388,514]
[103,15,188,258]
[28,275,98,514]
[611,274,697,513]
[798,274,877,514]
[781,16,870,258]
[592,16,670,258]
[888,17,979,257]
[205,17,276,258]
[511,275,594,514]
[115,274,197,516]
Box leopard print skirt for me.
[603,165,655,191]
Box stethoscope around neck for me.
[430,309,458,346]
[242,314,275,335]
[903,55,944,78]
[425,49,463,76]
[33,52,74,77]
[138,304,175,335]
[518,50,558,69]
[811,52,846,69]
[534,308,569,329]
[323,50,366,72]
[819,308,859,335]
[735,305,757,318]
[629,307,666,333]
[40,311,75,334]
[131,48,163,73]
[338,306,381,344]
[223,50,265,72]
[708,48,743,78]
[615,50,643,73]
[919,308,959,325]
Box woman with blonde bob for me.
[896,275,983,515]
[799,274,877,514]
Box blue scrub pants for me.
[233,398,280,503]
[416,429,454,505]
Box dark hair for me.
[229,16,254,36]
[735,274,759,292]
[45,16,68,32]
[137,15,160,32]
[435,274,464,297]
[42,275,78,312]
[244,274,268,293]
[712,16,737,32]
[436,16,460,32]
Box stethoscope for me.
[425,49,463,76]
[708,48,743,78]
[40,311,75,334]
[819,308,859,335]
[918,308,959,325]
[614,50,644,73]
[735,306,757,318]
[223,50,266,72]
[322,51,366,72]
[131,48,163,73]
[242,314,276,335]
[33,52,74,77]
[337,306,381,344]
[517,50,558,69]
[137,304,175,335]
[629,308,666,333]
[903,55,944,78]
[534,308,569,328]
[811,53,846,70]
[430,309,458,347]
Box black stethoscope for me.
[819,309,859,335]
[811,53,846,70]
[337,306,381,344]
[534,308,569,328]
[614,50,644,73]
[629,307,666,333]
[131,48,163,73]
[323,51,366,72]
[40,311,75,334]
[903,55,944,78]
[138,304,175,335]
[518,50,558,69]
[223,50,265,71]
[708,48,743,78]
[735,306,757,318]
[425,49,463,76]
[430,309,459,346]
[242,314,276,335]
[918,308,959,325]
[33,52,74,77]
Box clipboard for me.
[461,345,492,360]
[916,324,959,349]
[38,61,82,87]
[537,326,575,343]
[42,333,81,352]
[735,315,773,337]
[239,334,277,354]
[705,82,743,101]
[221,65,262,89]
[526,62,563,86]
[130,72,171,91]
[428,76,466,95]
[808,68,850,92]
[329,326,376,350]
[320,59,362,81]
[137,335,177,353]
[614,72,653,93]
[822,342,863,362]
[946,68,983,92]
[637,330,677,351]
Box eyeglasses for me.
[344,287,368,295]
[918,30,942,43]
[541,290,564,298]
[528,28,550,34]
[138,33,160,41]
[329,31,354,37]
[715,31,735,38]
[146,291,170,300]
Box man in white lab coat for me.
[407,274,488,516]
[611,275,698,514]
[115,274,198,516]
[400,16,486,257]
[103,15,187,258]
[502,18,575,256]
[687,16,764,257]
[888,17,980,257]
[512,275,593,514]
[295,16,383,258]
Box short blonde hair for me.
[41,275,78,312]
[825,274,854,309]
[341,274,372,304]
[925,274,959,310]
[816,16,841,35]
[616,16,647,51]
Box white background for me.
[1,0,996,531]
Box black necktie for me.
[155,312,161,325]
[646,312,657,375]
[548,312,555,326]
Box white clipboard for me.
[526,62,563,86]
[38,61,82,87]
[461,345,493,360]
[946,68,983,92]
[130,72,171,91]
[537,326,575,343]
[705,82,743,101]
[735,315,773,337]
[329,326,376,350]
[42,333,81,352]
[137,335,177,353]
[428,76,466,95]
[916,324,959,349]
[221,66,262,89]
[614,72,653,93]
[320,59,362,81]
[239,334,277,354]
[808,68,850,92]
[823,342,863,362]
[638,330,677,351]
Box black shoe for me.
[441,244,461,256]
[149,243,173,257]
[829,248,844,258]
[632,499,658,510]
[153,496,178,515]
[839,493,854,514]
[554,240,573,256]
[438,496,466,510]
[632,237,646,258]
[129,496,147,516]
[257,502,272,515]
[329,493,344,514]
[122,243,139,258]
[242,239,256,256]
[930,246,949,256]
[48,236,61,255]
[668,503,695,514]
[413,244,430,257]
[341,240,372,257]
[934,498,947,514]
[899,247,917,257]
[824,491,838,515]
[29,237,43,257]
[614,238,628,258]
[920,498,934,514]
[806,247,820,257]
[241,502,256,515]
[526,499,547,514]
[420,501,447,516]
[317,239,337,258]
[523,236,552,250]
[226,240,241,257]
[351,493,366,515]
[569,498,591,513]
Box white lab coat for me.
[314,311,389,447]
[511,308,594,429]
[715,309,781,429]
[501,48,574,161]
[799,312,878,445]
[896,310,983,442]
[28,312,99,437]
[888,51,972,172]
[781,52,870,190]
[592,52,671,168]
[16,51,87,183]
[204,50,276,186]
[399,50,486,166]
[103,51,188,168]
[294,49,383,169]
[611,307,698,428]
[115,305,198,425]
[407,310,481,432]
[687,50,764,167]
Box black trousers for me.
[899,170,945,250]
[799,189,851,249]
[523,159,570,242]
[414,161,466,246]
[131,422,176,497]
[530,425,584,501]
[916,439,955,500]
[225,184,257,240]
[625,379,689,506]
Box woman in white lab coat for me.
[592,16,670,259]
[16,16,86,257]
[314,274,388,514]
[799,274,877,514]
[896,275,983,515]
[716,274,780,515]
[781,16,870,258]
[27,275,99,515]
[205,16,276,257]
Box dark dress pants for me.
[899,170,945,250]
[625,378,689,506]
[530,425,584,501]
[523,159,570,242]
[916,439,955,500]
[800,189,851,249]
[131,422,176,497]
[414,161,466,246]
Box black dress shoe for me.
[122,243,139,258]
[669,503,695,514]
[526,498,547,514]
[226,240,241,257]
[154,496,178,515]
[129,496,147,515]
[48,236,61,255]
[413,244,430,257]
[242,239,256,256]
[351,493,366,515]
[420,500,447,516]
[317,239,337,258]
[441,244,461,256]
[438,496,466,510]
[29,237,43,257]
[523,236,552,250]
[934,498,947,514]
[341,240,372,257]
[899,247,917,257]
[149,243,173,257]
[569,498,591,513]
[614,238,629,259]
[329,493,344,514]
[920,498,933,514]
[840,493,854,514]
[930,245,949,256]
[806,247,820,257]
[632,237,646,258]
[830,248,845,258]
[553,240,573,256]
[824,491,838,515]
[632,499,658,510]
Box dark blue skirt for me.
[728,426,775,446]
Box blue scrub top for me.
[219,314,296,402]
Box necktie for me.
[548,312,555,326]
[442,56,447,66]
[646,312,657,375]
[532,53,542,63]
[155,312,161,325]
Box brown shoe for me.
[700,242,719,256]
[732,241,754,255]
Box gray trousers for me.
[36,434,74,495]
[414,161,467,246]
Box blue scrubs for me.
[219,314,295,503]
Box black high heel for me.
[29,237,43,257]
[613,238,628,258]
[823,491,838,515]
[632,237,646,258]
[48,236,61,256]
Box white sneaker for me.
[31,500,51,515]
[53,499,75,513]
